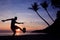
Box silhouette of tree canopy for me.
[29,2,39,12]
[40,1,54,22]
[51,0,60,8]
[28,2,50,26]
[40,1,48,10]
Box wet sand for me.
[0,34,60,40]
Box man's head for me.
[57,11,60,18]
[14,16,17,20]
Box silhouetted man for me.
[1,17,26,36]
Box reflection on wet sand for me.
[0,32,46,36]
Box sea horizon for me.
[0,30,46,36]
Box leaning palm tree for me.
[40,1,54,22]
[28,2,50,26]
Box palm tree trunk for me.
[46,10,54,22]
[35,11,50,26]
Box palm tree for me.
[40,1,54,22]
[28,2,50,26]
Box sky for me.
[0,0,59,32]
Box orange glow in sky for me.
[0,21,48,31]
[16,29,20,33]
[16,29,20,31]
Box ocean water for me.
[0,32,46,36]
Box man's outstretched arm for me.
[1,18,13,22]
